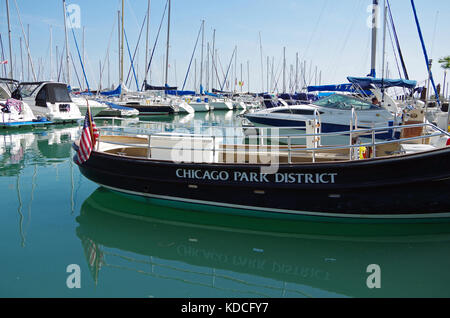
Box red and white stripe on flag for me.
[75,110,99,165]
[0,60,8,65]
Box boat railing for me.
[94,118,450,164]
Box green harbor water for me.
[1,110,450,298]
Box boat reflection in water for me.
[76,188,450,298]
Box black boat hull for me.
[124,104,174,115]
[78,148,450,221]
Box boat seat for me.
[401,144,436,155]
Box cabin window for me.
[35,87,47,107]
[313,94,379,111]
[52,85,72,103]
[0,86,9,100]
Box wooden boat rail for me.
[93,118,450,164]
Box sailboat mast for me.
[121,0,124,87]
[259,32,264,93]
[212,29,216,90]
[164,0,171,87]
[282,47,286,93]
[199,20,205,93]
[117,10,121,87]
[6,0,13,79]
[63,0,71,85]
[145,0,151,82]
[370,0,379,77]
[50,26,53,81]
[19,37,24,81]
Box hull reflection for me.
[76,188,450,297]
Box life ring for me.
[359,146,370,160]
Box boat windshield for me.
[313,94,379,111]
[18,84,41,98]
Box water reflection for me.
[76,188,450,298]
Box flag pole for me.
[86,98,95,147]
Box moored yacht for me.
[74,117,450,222]
[245,93,400,141]
[12,81,83,123]
[1,79,42,128]
[209,97,234,110]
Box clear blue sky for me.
[1,0,450,93]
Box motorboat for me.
[74,118,450,222]
[245,93,400,141]
[0,78,49,128]
[12,81,83,123]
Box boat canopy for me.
[143,81,177,91]
[100,85,122,97]
[166,90,196,96]
[308,84,373,96]
[347,77,417,90]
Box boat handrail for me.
[94,116,450,138]
[95,120,450,163]
[97,121,450,139]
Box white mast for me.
[145,0,151,82]
[20,37,24,81]
[63,0,71,85]
[211,29,216,90]
[121,0,124,88]
[282,47,286,93]
[199,19,204,93]
[259,32,264,93]
[6,0,13,79]
[164,0,171,87]
[50,26,53,81]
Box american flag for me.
[75,107,99,165]
[0,60,8,65]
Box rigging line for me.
[57,44,65,82]
[429,10,439,58]
[331,0,364,82]
[182,22,203,91]
[0,34,7,77]
[220,47,236,92]
[207,44,221,90]
[411,0,440,106]
[125,0,141,30]
[387,18,403,80]
[125,13,147,87]
[386,18,407,98]
[143,0,168,88]
[302,0,330,61]
[386,0,409,80]
[12,0,37,81]
[124,28,139,91]
[98,18,117,96]
[70,52,83,89]
[66,8,91,92]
